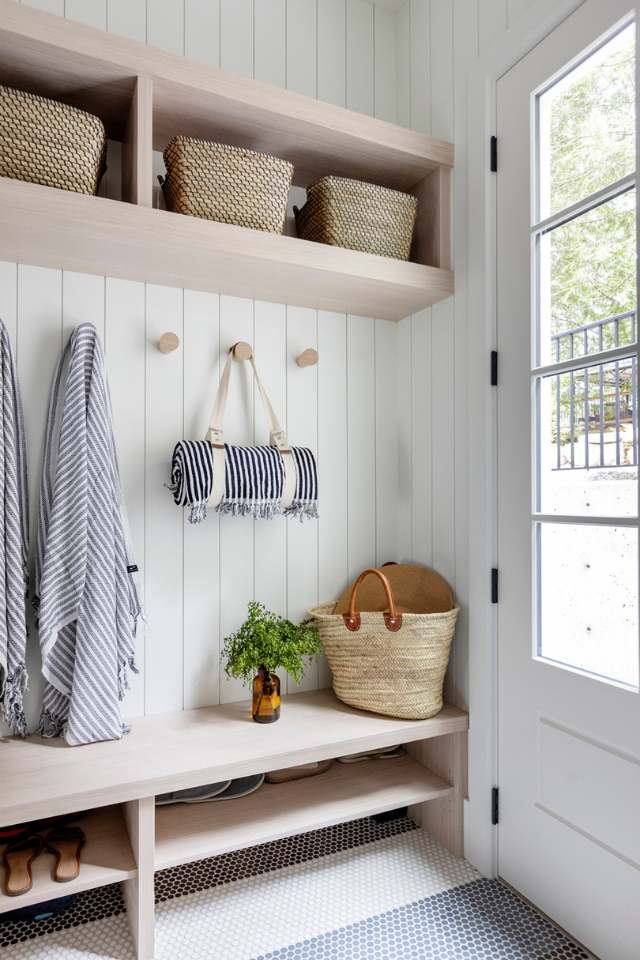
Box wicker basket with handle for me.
[159,136,293,234]
[293,176,418,260]
[0,85,107,196]
[310,567,458,721]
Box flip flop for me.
[2,834,44,897]
[45,826,85,884]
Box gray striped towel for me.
[35,323,142,746]
[0,320,29,736]
[170,441,319,524]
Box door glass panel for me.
[537,523,639,686]
[538,189,636,366]
[538,22,635,219]
[538,360,638,516]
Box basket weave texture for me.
[294,176,418,260]
[0,85,107,195]
[310,567,458,721]
[161,136,293,234]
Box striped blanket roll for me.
[36,323,143,746]
[0,320,29,736]
[170,441,318,523]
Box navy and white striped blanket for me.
[35,323,143,746]
[170,441,318,523]
[0,320,29,736]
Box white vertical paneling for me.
[410,0,430,134]
[147,0,184,55]
[253,301,287,616]
[220,0,253,76]
[254,0,286,87]
[396,314,412,560]
[286,306,318,693]
[218,296,254,703]
[65,0,106,29]
[182,289,221,709]
[318,311,348,686]
[430,302,455,586]
[395,0,411,128]
[107,0,146,41]
[430,0,453,141]
[286,0,317,97]
[62,272,105,342]
[346,0,374,115]
[374,318,397,565]
[373,6,396,122]
[145,285,184,714]
[478,0,508,56]
[185,0,221,67]
[21,0,64,13]
[317,0,346,107]
[0,262,17,343]
[346,315,376,580]
[17,265,63,732]
[106,278,146,719]
[411,309,432,566]
[507,0,537,27]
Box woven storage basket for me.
[0,85,106,195]
[294,176,418,260]
[160,136,293,233]
[310,567,458,721]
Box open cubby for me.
[0,0,453,320]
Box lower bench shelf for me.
[155,753,452,870]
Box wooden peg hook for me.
[158,331,180,354]
[296,348,318,368]
[231,341,253,361]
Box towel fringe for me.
[1,663,28,737]
[38,709,65,739]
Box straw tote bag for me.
[310,568,458,720]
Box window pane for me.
[538,360,638,516]
[538,190,636,365]
[538,523,639,687]
[538,23,635,219]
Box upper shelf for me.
[0,0,454,318]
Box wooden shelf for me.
[0,178,452,321]
[0,1,454,318]
[0,806,136,914]
[0,690,467,828]
[155,754,452,869]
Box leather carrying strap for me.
[206,348,296,510]
[343,568,403,633]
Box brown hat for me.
[332,563,454,615]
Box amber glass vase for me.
[252,667,281,723]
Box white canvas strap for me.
[206,349,296,510]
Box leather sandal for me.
[2,834,44,897]
[45,825,86,883]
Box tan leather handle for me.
[343,568,402,633]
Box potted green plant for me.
[221,601,320,723]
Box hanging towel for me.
[170,441,318,523]
[35,323,142,746]
[169,348,318,523]
[0,320,29,736]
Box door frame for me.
[463,0,639,879]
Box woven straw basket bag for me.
[310,567,458,721]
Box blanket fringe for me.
[118,655,140,700]
[285,501,320,523]
[39,709,65,739]
[1,663,28,737]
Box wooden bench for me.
[0,689,468,959]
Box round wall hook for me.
[231,341,253,361]
[296,348,318,368]
[158,331,180,354]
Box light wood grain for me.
[408,730,466,858]
[0,806,136,914]
[155,754,453,868]
[0,689,467,827]
[411,167,452,271]
[0,0,452,190]
[123,798,155,960]
[122,75,153,207]
[0,178,454,321]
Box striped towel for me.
[35,323,142,746]
[170,441,318,524]
[0,320,29,736]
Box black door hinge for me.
[490,135,498,173]
[491,787,499,825]
[491,567,499,604]
[490,350,498,386]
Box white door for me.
[497,3,640,958]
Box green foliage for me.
[221,601,320,684]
